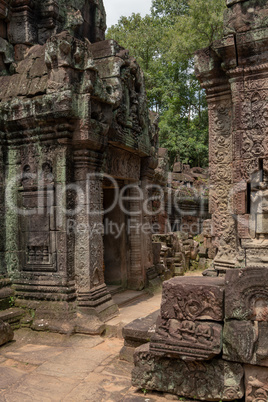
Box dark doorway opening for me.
[103,187,129,288]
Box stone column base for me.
[12,280,77,302]
[77,284,119,322]
[15,298,108,335]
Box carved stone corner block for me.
[245,364,268,402]
[224,320,268,367]
[150,316,223,361]
[225,267,268,321]
[132,343,244,401]
[160,277,225,322]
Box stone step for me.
[107,285,124,296]
[120,310,159,363]
[0,308,25,329]
[105,293,162,339]
[112,290,148,308]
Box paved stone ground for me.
[0,283,201,402]
[0,328,186,402]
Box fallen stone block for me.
[122,310,159,345]
[120,310,159,363]
[132,343,244,401]
[0,308,24,329]
[0,320,14,346]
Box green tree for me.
[107,0,226,167]
[168,0,226,59]
[151,0,189,21]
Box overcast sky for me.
[103,0,152,28]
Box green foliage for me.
[9,296,15,307]
[107,14,162,71]
[151,0,189,21]
[107,0,226,168]
[168,0,226,59]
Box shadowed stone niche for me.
[0,0,158,333]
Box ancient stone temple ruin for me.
[153,147,210,236]
[196,0,268,272]
[132,0,268,401]
[0,0,158,331]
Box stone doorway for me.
[103,186,129,289]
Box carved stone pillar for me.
[196,0,268,271]
[73,149,118,321]
[127,182,144,290]
[140,156,158,282]
[195,45,239,272]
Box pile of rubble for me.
[132,267,268,401]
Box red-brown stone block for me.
[0,320,14,346]
[161,277,225,322]
[245,365,268,402]
[151,316,223,360]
